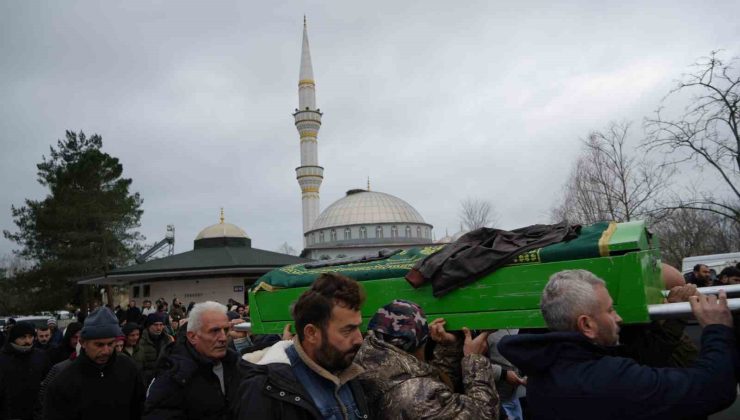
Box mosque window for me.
[405,226,411,237]
[330,229,337,242]
[360,226,367,239]
[310,233,315,245]
[391,226,398,238]
[344,228,351,240]
[376,226,384,238]
[132,286,140,298]
[417,226,422,238]
[425,228,430,238]
[319,231,325,243]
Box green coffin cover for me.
[256,221,636,289]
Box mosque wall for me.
[128,276,252,307]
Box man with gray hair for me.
[144,301,242,420]
[499,269,738,420]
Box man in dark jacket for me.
[499,269,738,420]
[44,307,145,420]
[0,321,51,420]
[144,301,241,420]
[48,322,82,365]
[235,273,371,419]
[125,299,142,325]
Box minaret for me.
[294,17,323,243]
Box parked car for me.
[15,316,50,329]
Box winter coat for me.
[138,328,173,385]
[48,329,63,348]
[43,350,145,420]
[143,341,241,420]
[406,222,579,296]
[37,359,73,420]
[234,339,370,420]
[355,331,499,419]
[126,306,142,324]
[0,343,51,420]
[498,325,738,420]
[619,319,699,368]
[119,344,145,372]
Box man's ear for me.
[577,314,597,339]
[186,330,197,345]
[304,324,320,345]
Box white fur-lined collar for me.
[242,340,293,365]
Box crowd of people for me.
[685,262,740,287]
[0,263,739,419]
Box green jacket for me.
[138,329,173,385]
[120,344,145,372]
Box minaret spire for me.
[294,17,323,244]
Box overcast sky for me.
[1,0,738,258]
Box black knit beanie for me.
[8,321,36,343]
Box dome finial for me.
[220,208,225,224]
[367,176,371,191]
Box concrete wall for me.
[128,276,257,306]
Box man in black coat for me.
[144,301,241,420]
[499,269,738,420]
[0,321,51,420]
[44,307,145,420]
[47,322,82,365]
[125,299,142,325]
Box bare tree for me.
[552,122,672,224]
[459,198,498,230]
[652,208,740,269]
[644,51,740,222]
[276,242,298,256]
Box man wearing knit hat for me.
[355,299,499,419]
[0,321,51,420]
[44,307,145,420]
[139,311,174,384]
[47,317,63,347]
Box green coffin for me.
[249,221,664,334]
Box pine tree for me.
[3,131,143,310]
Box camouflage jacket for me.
[355,331,499,420]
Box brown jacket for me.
[355,331,499,419]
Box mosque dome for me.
[194,210,251,249]
[304,189,433,251]
[310,190,428,231]
[195,222,249,240]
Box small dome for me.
[309,190,429,232]
[195,222,249,240]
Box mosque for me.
[294,20,437,260]
[82,20,449,305]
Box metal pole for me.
[648,298,740,320]
[661,283,740,298]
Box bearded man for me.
[235,273,371,419]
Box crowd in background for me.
[0,260,739,419]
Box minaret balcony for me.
[295,165,324,180]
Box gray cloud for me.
[1,0,738,258]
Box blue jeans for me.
[502,397,523,420]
